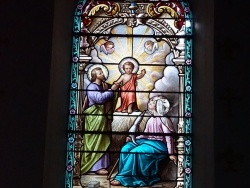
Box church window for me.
[65,1,193,187]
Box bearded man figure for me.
[81,66,114,176]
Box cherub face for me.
[145,43,153,51]
[124,64,133,74]
[106,44,114,51]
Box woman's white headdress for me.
[156,98,170,116]
[155,96,175,132]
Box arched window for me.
[65,0,193,187]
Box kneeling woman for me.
[110,95,177,187]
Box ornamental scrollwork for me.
[88,3,119,16]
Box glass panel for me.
[66,1,193,188]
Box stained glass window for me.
[65,0,193,187]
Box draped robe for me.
[113,117,174,186]
[80,83,113,174]
[116,74,138,112]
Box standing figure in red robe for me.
[111,61,146,114]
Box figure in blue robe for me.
[110,96,177,187]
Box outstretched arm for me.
[114,75,123,84]
[111,75,123,90]
[137,69,146,79]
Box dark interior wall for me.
[214,0,250,187]
[0,1,54,188]
[0,0,249,188]
[190,0,214,187]
[42,0,75,187]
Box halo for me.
[118,57,139,74]
[86,64,109,81]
